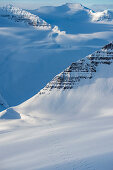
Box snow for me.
[1,74,113,169]
[90,9,113,22]
[0,43,113,169]
[0,3,113,170]
[0,5,51,30]
[0,4,113,109]
[30,3,113,34]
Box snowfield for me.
[0,116,113,170]
[0,3,113,170]
[1,44,113,170]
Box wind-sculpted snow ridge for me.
[39,42,113,94]
[0,4,51,29]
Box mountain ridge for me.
[1,42,113,120]
[0,3,113,114]
[0,4,51,29]
[31,3,113,23]
[39,42,113,95]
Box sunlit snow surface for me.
[0,3,113,170]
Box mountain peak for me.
[91,9,113,22]
[64,3,89,11]
[57,3,92,15]
[65,3,83,8]
[103,42,113,50]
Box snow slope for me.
[3,42,112,120]
[0,5,113,168]
[0,43,113,169]
[0,4,113,110]
[91,9,113,22]
[1,42,113,119]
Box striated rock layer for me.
[0,5,51,29]
[40,42,113,94]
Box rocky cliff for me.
[40,42,113,94]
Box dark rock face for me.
[103,43,113,50]
[40,42,113,94]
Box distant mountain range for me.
[29,3,113,34]
[30,3,113,22]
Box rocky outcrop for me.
[40,42,113,94]
[0,5,51,29]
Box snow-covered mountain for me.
[1,41,113,169]
[0,4,113,170]
[30,3,113,34]
[1,42,113,120]
[36,3,91,16]
[0,3,113,112]
[40,42,113,94]
[91,9,113,22]
[32,3,113,22]
[0,5,51,29]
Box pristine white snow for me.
[90,9,113,22]
[1,43,113,169]
[0,4,113,169]
[0,115,113,170]
[0,61,113,169]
